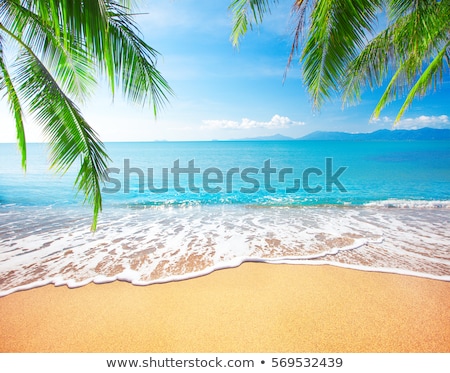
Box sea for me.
[1,140,449,296]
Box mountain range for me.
[233,127,450,141]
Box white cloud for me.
[370,115,450,129]
[369,116,391,124]
[397,115,450,129]
[202,115,305,130]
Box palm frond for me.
[13,48,109,230]
[343,26,396,106]
[387,0,432,22]
[1,0,173,229]
[105,1,173,114]
[0,34,26,169]
[229,0,277,47]
[301,0,383,108]
[1,19,109,230]
[395,40,450,123]
[285,0,309,76]
[345,0,450,120]
[0,0,97,101]
[371,65,404,119]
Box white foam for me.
[364,199,450,209]
[1,205,449,297]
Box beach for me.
[1,263,449,353]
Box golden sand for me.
[0,263,449,352]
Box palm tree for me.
[229,0,450,123]
[0,0,172,230]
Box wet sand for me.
[0,263,449,352]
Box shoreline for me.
[0,263,449,352]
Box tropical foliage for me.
[229,0,450,123]
[0,0,172,229]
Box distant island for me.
[232,127,450,141]
[233,134,294,141]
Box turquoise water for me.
[0,141,449,295]
[2,140,450,207]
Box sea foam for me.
[1,203,449,297]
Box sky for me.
[1,0,450,143]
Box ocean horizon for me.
[1,140,449,296]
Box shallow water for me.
[1,141,449,296]
[1,204,449,296]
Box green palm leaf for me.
[230,0,449,122]
[1,0,97,101]
[105,2,173,114]
[0,36,26,169]
[13,48,109,230]
[301,0,383,108]
[344,0,450,121]
[0,0,172,230]
[229,0,276,47]
[395,40,450,123]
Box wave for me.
[107,197,450,210]
[363,199,450,209]
[1,204,449,297]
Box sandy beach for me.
[0,263,449,352]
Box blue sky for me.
[2,0,450,142]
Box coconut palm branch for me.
[229,0,449,122]
[229,0,276,47]
[0,0,172,230]
[344,0,450,123]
